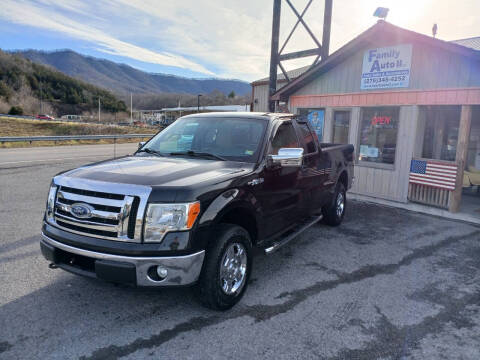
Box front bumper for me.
[40,233,205,287]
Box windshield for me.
[140,116,267,162]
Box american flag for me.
[409,159,458,191]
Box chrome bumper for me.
[41,233,205,286]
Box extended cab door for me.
[294,119,331,214]
[256,120,303,238]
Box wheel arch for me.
[197,189,260,246]
[338,170,348,190]
[216,206,258,245]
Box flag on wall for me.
[409,159,458,191]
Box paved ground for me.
[1,145,480,360]
[0,143,138,168]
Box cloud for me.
[1,0,479,81]
[0,0,215,75]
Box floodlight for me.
[373,7,389,19]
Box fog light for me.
[156,266,168,279]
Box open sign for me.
[371,116,391,126]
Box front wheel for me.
[195,224,252,310]
[322,182,346,226]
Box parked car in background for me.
[36,114,55,120]
[133,121,147,127]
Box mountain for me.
[0,50,126,115]
[14,50,251,96]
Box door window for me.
[296,121,317,154]
[269,122,300,155]
[333,111,350,144]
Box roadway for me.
[0,143,138,169]
[0,144,479,359]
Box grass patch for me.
[0,117,158,148]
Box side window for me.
[296,122,317,154]
[269,122,300,155]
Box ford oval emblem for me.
[70,203,94,219]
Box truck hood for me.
[60,155,254,202]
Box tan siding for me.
[324,108,334,142]
[290,42,480,99]
[252,84,269,112]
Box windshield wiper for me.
[169,150,226,161]
[137,148,165,157]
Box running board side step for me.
[264,214,323,255]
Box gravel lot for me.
[1,147,479,360]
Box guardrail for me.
[0,134,154,143]
[0,114,35,120]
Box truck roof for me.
[181,111,295,121]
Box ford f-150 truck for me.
[40,112,354,309]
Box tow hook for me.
[49,263,58,269]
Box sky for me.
[0,0,479,82]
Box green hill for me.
[15,49,251,96]
[0,49,126,116]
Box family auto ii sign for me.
[361,44,412,90]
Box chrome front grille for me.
[50,177,151,243]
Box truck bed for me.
[320,143,354,151]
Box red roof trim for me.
[289,87,480,107]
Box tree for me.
[228,91,235,99]
[8,106,23,115]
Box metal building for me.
[252,21,480,222]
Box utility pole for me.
[197,94,202,113]
[39,81,43,114]
[130,92,133,124]
[268,0,281,113]
[98,98,101,122]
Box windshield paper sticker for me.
[361,44,412,90]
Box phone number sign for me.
[361,44,412,90]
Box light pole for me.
[98,98,101,122]
[197,94,202,113]
[39,81,43,114]
[130,92,133,124]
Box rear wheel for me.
[322,182,346,226]
[196,224,252,310]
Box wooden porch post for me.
[449,105,472,212]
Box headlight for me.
[144,202,200,243]
[46,183,58,223]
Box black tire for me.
[322,182,346,226]
[195,224,252,310]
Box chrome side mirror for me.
[268,147,304,168]
[138,141,146,149]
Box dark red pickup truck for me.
[41,112,354,309]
